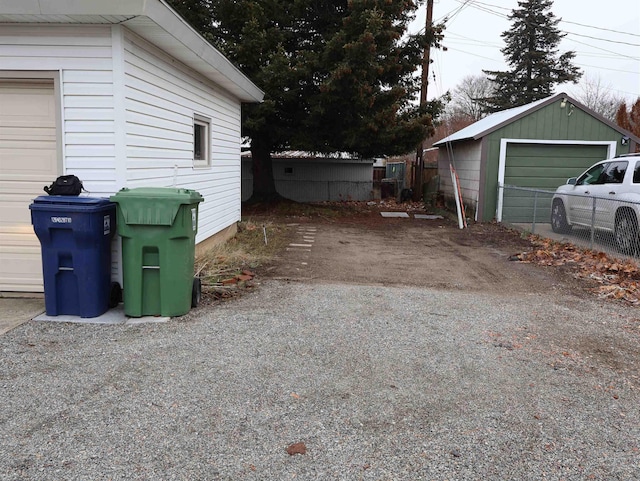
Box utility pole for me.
[413,0,433,200]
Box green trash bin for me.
[110,187,204,317]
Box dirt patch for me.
[242,200,607,298]
[264,217,577,295]
[243,200,640,306]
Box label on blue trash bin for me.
[191,208,197,231]
[51,216,72,224]
[103,215,111,235]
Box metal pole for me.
[590,197,596,249]
[532,191,538,234]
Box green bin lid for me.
[110,187,203,226]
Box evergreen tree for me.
[168,0,444,199]
[482,0,581,112]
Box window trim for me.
[193,114,211,168]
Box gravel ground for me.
[2,280,640,480]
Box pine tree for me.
[167,0,444,199]
[482,0,581,112]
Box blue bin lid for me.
[29,196,115,214]
[31,196,113,206]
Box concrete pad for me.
[0,297,45,335]
[414,214,444,220]
[125,314,172,325]
[380,212,410,218]
[33,305,170,325]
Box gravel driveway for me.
[2,220,640,480]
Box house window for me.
[193,115,211,168]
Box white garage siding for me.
[0,25,119,291]
[437,140,482,215]
[1,24,244,245]
[63,64,118,196]
[122,29,243,243]
[0,25,118,196]
[0,23,251,291]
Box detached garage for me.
[433,93,639,222]
[0,0,263,293]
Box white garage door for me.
[0,80,58,292]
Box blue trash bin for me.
[29,196,117,318]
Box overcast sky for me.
[409,0,640,103]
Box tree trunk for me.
[249,137,280,202]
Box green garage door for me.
[501,143,609,222]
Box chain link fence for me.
[499,184,640,262]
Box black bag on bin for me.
[44,175,84,196]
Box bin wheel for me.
[192,277,202,308]
[109,282,122,308]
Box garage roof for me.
[433,92,640,146]
[0,0,264,103]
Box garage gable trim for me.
[496,138,617,222]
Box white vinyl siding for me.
[0,24,118,196]
[438,140,482,212]
[122,30,243,242]
[0,22,248,292]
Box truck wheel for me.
[551,200,571,234]
[615,210,639,255]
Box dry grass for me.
[194,220,291,303]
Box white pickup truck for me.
[551,153,640,254]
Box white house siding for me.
[437,140,482,214]
[122,30,243,243]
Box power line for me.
[566,37,640,62]
[443,33,637,60]
[434,0,475,24]
[562,19,640,38]
[564,30,640,47]
[466,0,640,38]
[444,46,505,63]
[426,0,640,101]
[461,0,640,47]
[448,0,640,68]
[575,63,640,77]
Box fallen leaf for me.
[286,442,307,455]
